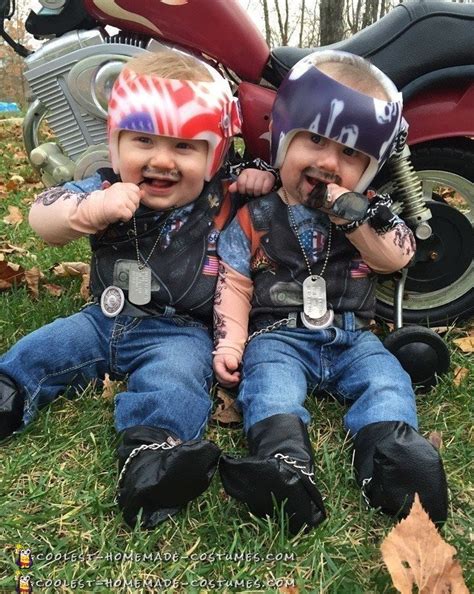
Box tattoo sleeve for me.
[34,187,89,206]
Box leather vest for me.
[89,173,232,324]
[246,194,377,326]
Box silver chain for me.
[246,316,293,344]
[132,213,171,270]
[282,188,332,279]
[361,477,373,507]
[117,441,174,488]
[274,453,316,485]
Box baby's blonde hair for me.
[124,48,214,82]
[313,57,390,101]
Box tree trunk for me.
[319,0,345,45]
[299,0,306,47]
[274,0,290,45]
[260,0,272,47]
[362,0,380,29]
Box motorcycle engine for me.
[23,29,161,186]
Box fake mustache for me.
[303,167,342,209]
[140,167,181,182]
[304,166,341,186]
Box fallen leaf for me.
[279,587,299,594]
[52,261,90,277]
[428,432,443,450]
[381,494,469,594]
[3,205,23,225]
[369,320,384,336]
[211,388,242,425]
[101,374,123,400]
[6,175,25,193]
[0,242,28,255]
[0,260,25,290]
[79,272,90,301]
[43,283,63,297]
[453,366,469,387]
[452,337,474,353]
[24,267,43,299]
[430,326,451,335]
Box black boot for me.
[0,374,24,440]
[117,425,221,529]
[219,414,326,534]
[353,421,448,525]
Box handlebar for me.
[0,0,30,57]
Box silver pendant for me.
[128,262,152,305]
[300,309,334,330]
[101,286,125,318]
[302,275,328,319]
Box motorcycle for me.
[1,0,473,387]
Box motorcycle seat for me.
[269,1,474,94]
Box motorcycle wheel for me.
[374,138,474,325]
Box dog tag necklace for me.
[282,189,334,329]
[130,213,169,305]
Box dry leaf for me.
[211,388,242,425]
[0,242,28,255]
[452,337,474,353]
[428,432,443,450]
[6,178,21,192]
[381,494,468,594]
[52,261,90,277]
[24,267,43,299]
[43,283,63,297]
[13,149,27,161]
[453,366,469,387]
[101,374,123,400]
[0,260,25,290]
[430,326,451,335]
[3,205,23,225]
[79,272,90,301]
[279,587,299,594]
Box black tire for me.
[374,138,474,325]
[383,326,450,392]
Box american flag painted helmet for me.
[108,64,242,180]
[271,50,405,192]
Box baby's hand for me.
[213,353,241,388]
[229,168,275,196]
[320,182,354,225]
[101,182,142,224]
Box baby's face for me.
[279,131,369,206]
[118,131,208,210]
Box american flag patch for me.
[350,259,372,278]
[203,255,220,276]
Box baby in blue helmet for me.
[213,50,448,534]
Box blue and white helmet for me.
[271,50,406,192]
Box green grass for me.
[0,121,472,593]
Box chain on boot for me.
[117,425,221,529]
[220,414,326,534]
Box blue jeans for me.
[0,304,214,441]
[239,315,417,435]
